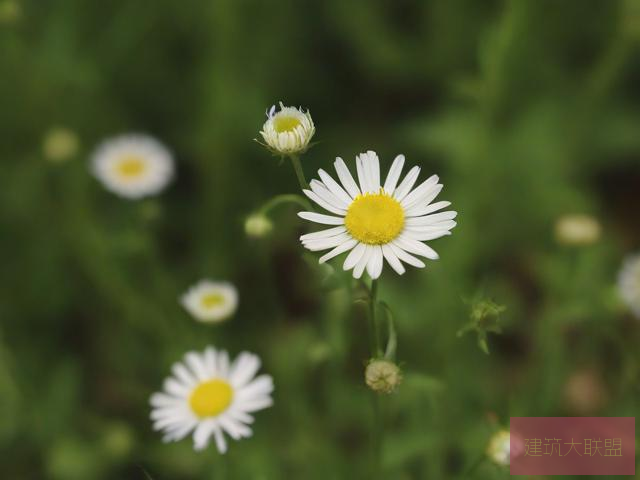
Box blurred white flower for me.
[181,280,238,323]
[43,127,79,163]
[554,214,601,246]
[486,429,525,466]
[150,347,273,454]
[298,151,457,279]
[259,102,315,154]
[618,254,640,318]
[90,134,174,199]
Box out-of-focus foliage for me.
[1,0,639,478]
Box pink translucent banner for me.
[510,417,635,475]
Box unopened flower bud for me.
[244,213,273,238]
[258,102,315,155]
[365,359,402,394]
[43,127,79,163]
[554,214,601,246]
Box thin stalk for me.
[369,279,381,357]
[368,278,384,477]
[288,154,309,190]
[258,193,311,214]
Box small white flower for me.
[181,280,238,323]
[298,151,457,279]
[554,214,601,246]
[259,102,315,155]
[486,430,512,466]
[150,347,274,454]
[90,134,174,199]
[618,254,640,318]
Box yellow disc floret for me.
[345,191,405,245]
[201,292,224,309]
[115,155,146,179]
[189,380,233,418]
[273,115,301,133]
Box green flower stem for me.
[368,278,384,478]
[258,193,311,214]
[288,154,309,191]
[369,279,381,357]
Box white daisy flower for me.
[297,151,457,279]
[150,347,274,454]
[90,134,174,199]
[618,254,640,318]
[259,102,315,155]
[181,280,238,323]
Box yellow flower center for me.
[345,191,405,245]
[273,115,301,133]
[189,380,233,418]
[115,155,146,179]
[201,292,225,309]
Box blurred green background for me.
[2,0,640,478]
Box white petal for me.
[219,416,252,440]
[406,200,451,217]
[310,179,349,210]
[405,211,457,226]
[403,229,452,241]
[163,420,197,442]
[217,351,230,378]
[395,235,439,260]
[300,226,347,242]
[343,242,367,271]
[185,352,208,381]
[389,242,426,268]
[164,378,190,397]
[236,374,274,400]
[203,347,217,377]
[334,157,360,198]
[151,406,186,421]
[383,154,405,194]
[150,393,182,408]
[365,151,380,191]
[154,414,188,431]
[213,427,228,454]
[353,245,373,279]
[318,169,353,206]
[381,244,405,275]
[366,246,384,279]
[302,232,351,251]
[171,363,196,388]
[303,189,346,215]
[406,220,457,232]
[235,396,273,413]
[400,177,440,208]
[229,352,261,388]
[393,166,421,202]
[319,238,358,263]
[229,409,255,424]
[193,419,217,450]
[356,156,368,193]
[298,211,344,225]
